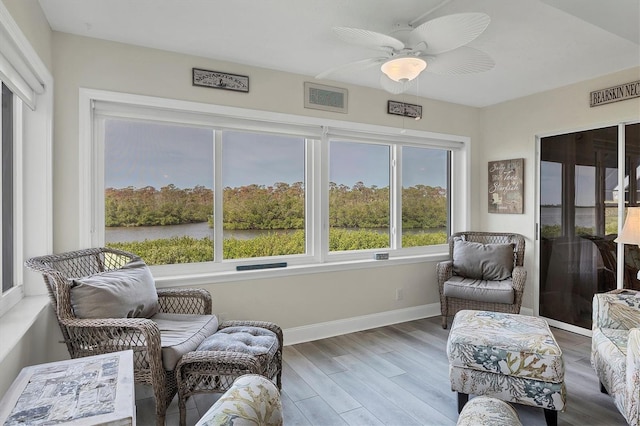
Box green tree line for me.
[105,182,447,230]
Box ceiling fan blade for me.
[379,74,414,94]
[410,12,490,55]
[315,57,387,80]
[424,46,495,75]
[333,27,405,52]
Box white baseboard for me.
[282,303,440,346]
[520,307,534,316]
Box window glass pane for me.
[540,161,562,238]
[104,119,214,265]
[222,131,305,259]
[2,83,14,292]
[329,141,390,251]
[575,165,596,236]
[401,147,448,247]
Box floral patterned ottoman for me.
[457,396,522,426]
[447,310,566,426]
[196,374,283,426]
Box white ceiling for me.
[38,0,640,107]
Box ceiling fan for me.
[316,12,495,94]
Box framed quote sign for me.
[488,158,524,214]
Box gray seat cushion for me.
[151,312,219,370]
[443,276,514,304]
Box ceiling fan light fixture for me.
[380,57,427,82]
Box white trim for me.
[0,2,46,110]
[81,89,468,147]
[78,92,93,248]
[153,252,448,288]
[282,303,441,346]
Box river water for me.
[105,222,443,243]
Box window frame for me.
[0,2,53,317]
[80,89,470,283]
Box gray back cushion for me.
[71,259,159,319]
[452,238,515,281]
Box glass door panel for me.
[539,127,618,329]
[624,123,640,290]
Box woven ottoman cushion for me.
[197,326,278,363]
[447,310,564,383]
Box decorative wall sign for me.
[387,100,422,119]
[304,82,348,113]
[590,80,640,107]
[192,68,249,92]
[488,158,524,214]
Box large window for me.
[88,92,464,275]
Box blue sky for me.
[105,120,448,189]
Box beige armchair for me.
[26,248,217,426]
[436,231,526,329]
[591,290,640,425]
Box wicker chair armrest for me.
[219,320,283,349]
[511,266,527,293]
[58,317,162,357]
[157,288,212,315]
[436,260,453,287]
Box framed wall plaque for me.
[192,68,249,92]
[304,82,348,113]
[488,158,524,214]
[387,100,422,119]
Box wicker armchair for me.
[25,248,215,426]
[437,231,526,329]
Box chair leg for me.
[457,392,468,413]
[179,394,187,426]
[154,383,168,426]
[442,315,448,329]
[600,381,608,394]
[543,408,557,426]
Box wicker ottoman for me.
[176,321,282,426]
[447,310,566,426]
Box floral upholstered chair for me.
[591,290,640,425]
[196,374,282,426]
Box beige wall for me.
[478,66,640,310]
[51,32,480,329]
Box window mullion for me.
[318,133,329,260]
[214,130,223,262]
[391,146,401,250]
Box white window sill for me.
[154,251,449,288]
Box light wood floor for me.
[136,316,628,425]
